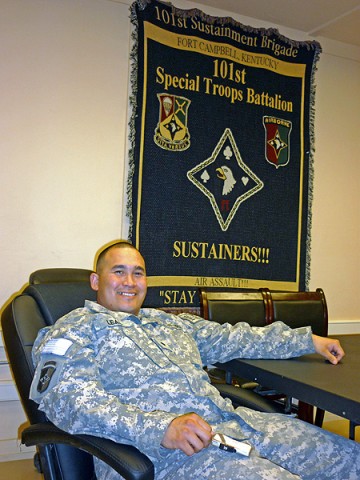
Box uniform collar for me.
[84,300,165,326]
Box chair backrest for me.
[2,281,96,425]
[200,290,270,326]
[199,288,328,336]
[29,268,93,284]
[265,288,328,337]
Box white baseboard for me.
[328,320,360,335]
[0,381,19,402]
[0,438,36,463]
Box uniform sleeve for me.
[177,314,315,366]
[30,320,177,461]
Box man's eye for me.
[114,270,124,275]
[135,271,144,276]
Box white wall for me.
[310,50,360,329]
[0,0,359,322]
[0,0,131,305]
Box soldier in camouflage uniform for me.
[30,242,360,479]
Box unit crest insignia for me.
[187,128,264,231]
[263,116,292,168]
[154,93,191,151]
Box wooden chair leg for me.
[297,401,314,423]
[314,408,325,427]
[349,421,357,440]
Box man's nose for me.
[123,273,136,286]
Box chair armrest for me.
[22,423,154,480]
[215,383,285,413]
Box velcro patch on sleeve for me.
[42,338,73,356]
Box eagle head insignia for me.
[216,166,236,195]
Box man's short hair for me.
[95,241,140,273]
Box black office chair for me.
[1,270,282,480]
[1,277,154,480]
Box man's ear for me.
[90,272,99,291]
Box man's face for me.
[90,247,147,315]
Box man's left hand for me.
[312,335,345,364]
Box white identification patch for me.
[42,338,73,356]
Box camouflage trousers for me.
[95,413,360,479]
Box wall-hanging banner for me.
[128,0,321,308]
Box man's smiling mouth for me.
[117,292,136,297]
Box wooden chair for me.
[264,288,328,425]
[263,288,328,336]
[199,288,329,424]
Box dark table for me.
[217,334,360,437]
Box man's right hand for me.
[161,412,213,456]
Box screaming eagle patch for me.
[37,360,57,394]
